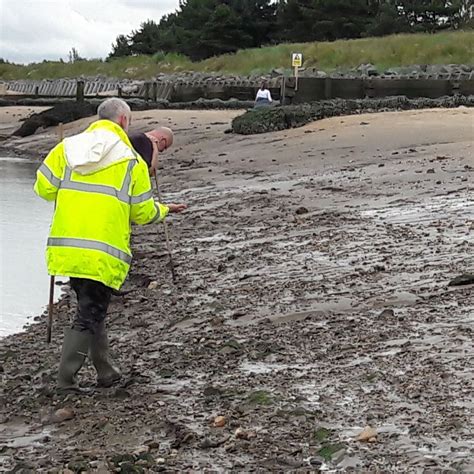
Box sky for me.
[0,0,179,64]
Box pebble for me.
[295,206,309,215]
[51,407,75,423]
[213,416,227,427]
[357,426,377,442]
[235,427,256,440]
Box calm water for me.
[0,157,56,337]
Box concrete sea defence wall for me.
[1,64,473,105]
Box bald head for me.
[146,127,174,151]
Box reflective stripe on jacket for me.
[34,119,169,290]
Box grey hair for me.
[97,98,131,122]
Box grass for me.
[246,390,273,406]
[1,31,472,80]
[318,443,346,462]
[314,427,331,442]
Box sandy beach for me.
[0,105,473,471]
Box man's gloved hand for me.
[167,203,187,213]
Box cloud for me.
[0,0,178,63]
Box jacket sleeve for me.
[34,142,66,201]
[130,158,169,225]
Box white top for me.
[256,89,272,102]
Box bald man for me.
[145,127,173,175]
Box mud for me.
[0,107,473,471]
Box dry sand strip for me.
[0,107,473,471]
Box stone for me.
[13,102,95,137]
[145,440,160,449]
[356,425,377,442]
[235,427,256,440]
[213,416,227,428]
[133,446,150,456]
[357,63,378,76]
[295,207,309,215]
[448,273,474,287]
[147,281,159,290]
[51,407,75,423]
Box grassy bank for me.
[1,31,472,80]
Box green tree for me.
[395,0,463,32]
[368,3,410,36]
[273,0,316,42]
[129,20,162,55]
[274,0,380,42]
[109,35,132,58]
[107,0,468,60]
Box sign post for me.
[292,53,303,91]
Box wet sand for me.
[0,106,473,471]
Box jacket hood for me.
[64,123,134,175]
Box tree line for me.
[109,0,472,61]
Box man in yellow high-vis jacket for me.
[34,98,186,392]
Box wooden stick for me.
[154,174,177,284]
[46,122,64,343]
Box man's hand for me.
[167,203,187,213]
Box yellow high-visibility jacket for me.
[34,119,168,290]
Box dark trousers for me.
[69,278,112,334]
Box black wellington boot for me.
[90,321,122,388]
[57,328,92,393]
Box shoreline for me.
[1,97,473,159]
[1,107,473,471]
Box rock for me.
[213,416,227,428]
[67,460,89,472]
[232,96,474,136]
[356,425,377,442]
[147,280,159,290]
[13,102,95,137]
[235,427,256,440]
[295,207,309,215]
[357,63,378,76]
[51,407,75,423]
[448,273,474,287]
[145,440,160,449]
[427,168,435,173]
[220,339,243,355]
[133,445,150,456]
[271,68,286,77]
[379,309,394,317]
